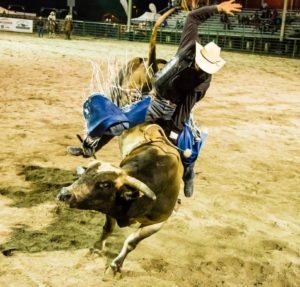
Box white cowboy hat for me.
[195,41,226,74]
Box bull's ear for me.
[122,175,156,200]
[118,186,140,201]
[118,185,154,218]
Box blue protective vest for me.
[177,118,208,165]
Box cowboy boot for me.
[183,162,195,197]
[183,177,194,197]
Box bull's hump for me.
[120,123,176,159]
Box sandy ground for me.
[0,32,299,287]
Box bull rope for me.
[81,56,146,135]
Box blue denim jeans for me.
[37,26,44,37]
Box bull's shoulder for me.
[120,143,183,191]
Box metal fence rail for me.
[1,13,299,58]
[67,20,300,58]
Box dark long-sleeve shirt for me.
[169,5,219,131]
[36,20,44,27]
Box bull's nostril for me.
[64,193,72,200]
[58,188,72,202]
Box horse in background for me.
[64,15,74,40]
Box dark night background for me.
[0,0,169,21]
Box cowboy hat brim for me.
[195,42,226,74]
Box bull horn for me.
[123,176,157,201]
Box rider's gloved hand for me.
[81,136,100,159]
[67,135,99,158]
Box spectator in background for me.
[261,1,268,10]
[176,19,183,29]
[36,16,44,38]
[171,0,178,7]
[223,13,232,30]
[295,11,300,24]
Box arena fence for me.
[68,20,300,58]
[1,13,299,58]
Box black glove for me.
[77,135,100,159]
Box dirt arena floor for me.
[0,32,299,287]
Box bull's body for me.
[58,123,183,273]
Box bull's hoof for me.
[87,247,104,257]
[93,239,106,251]
[173,198,182,213]
[102,264,122,281]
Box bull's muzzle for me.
[57,187,72,202]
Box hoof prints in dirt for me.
[0,165,104,254]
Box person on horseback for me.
[67,0,242,197]
[63,15,73,40]
[47,11,56,38]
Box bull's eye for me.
[97,182,112,189]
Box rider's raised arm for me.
[178,1,242,52]
[178,5,217,52]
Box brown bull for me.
[58,123,183,274]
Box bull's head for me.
[57,161,156,213]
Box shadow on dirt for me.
[0,165,123,257]
[0,165,77,208]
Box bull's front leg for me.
[109,221,165,274]
[91,215,116,254]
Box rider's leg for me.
[67,120,128,157]
[68,96,176,158]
